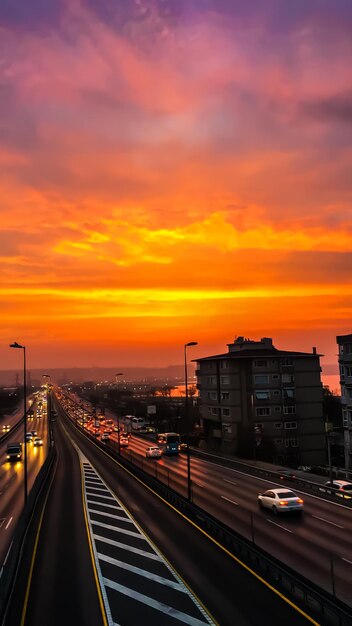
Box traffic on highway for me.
[58,391,352,610]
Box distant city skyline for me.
[1,1,351,379]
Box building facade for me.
[337,333,352,471]
[195,336,326,466]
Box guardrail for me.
[0,446,57,623]
[60,405,352,626]
[188,449,352,507]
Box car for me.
[258,488,304,514]
[2,424,10,433]
[101,432,110,442]
[25,433,34,443]
[325,480,352,497]
[33,436,43,447]
[179,443,188,453]
[279,469,296,481]
[145,446,162,459]
[120,437,129,447]
[6,443,22,461]
[93,431,100,438]
[104,427,112,434]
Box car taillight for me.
[279,500,288,506]
[297,498,304,504]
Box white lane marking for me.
[5,517,13,530]
[0,519,5,529]
[86,492,115,501]
[266,519,293,534]
[103,578,209,626]
[199,459,352,510]
[98,553,185,591]
[223,478,237,486]
[94,534,161,561]
[312,515,344,529]
[91,520,143,538]
[342,557,352,565]
[85,485,111,493]
[221,496,238,506]
[194,482,206,488]
[87,501,122,511]
[89,509,133,523]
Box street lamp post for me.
[42,374,52,449]
[184,341,198,502]
[10,342,27,503]
[115,373,123,455]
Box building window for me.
[255,407,271,417]
[285,438,298,448]
[222,408,231,417]
[274,406,281,412]
[346,366,352,377]
[220,360,229,369]
[254,360,268,368]
[272,374,279,380]
[254,374,269,384]
[281,358,293,366]
[221,392,229,401]
[283,405,296,415]
[210,407,218,416]
[273,390,280,396]
[275,422,283,429]
[282,374,295,384]
[283,388,295,399]
[255,390,270,400]
[284,421,297,429]
[275,439,283,445]
[220,376,230,385]
[207,391,217,400]
[207,376,216,385]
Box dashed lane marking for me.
[266,519,293,534]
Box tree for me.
[323,386,342,427]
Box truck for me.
[6,442,22,462]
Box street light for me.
[42,374,52,449]
[10,341,27,503]
[184,341,198,501]
[115,373,123,455]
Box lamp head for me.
[185,342,198,347]
[10,341,24,349]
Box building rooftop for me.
[195,348,323,362]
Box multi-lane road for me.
[0,397,49,565]
[4,400,316,626]
[65,404,352,609]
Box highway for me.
[107,432,352,607]
[0,396,49,565]
[58,393,352,612]
[4,400,316,626]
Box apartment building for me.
[195,336,325,466]
[337,333,352,471]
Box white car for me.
[325,480,352,497]
[101,432,110,442]
[258,488,304,514]
[145,446,162,459]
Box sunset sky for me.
[1,0,351,384]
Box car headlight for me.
[6,455,10,459]
[17,454,21,458]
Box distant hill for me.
[0,364,194,386]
